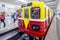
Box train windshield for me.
[18,9,22,18]
[24,8,29,18]
[21,4,27,7]
[31,7,40,19]
[21,3,32,7]
[27,3,32,6]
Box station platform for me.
[0,16,58,40]
[45,16,58,40]
[0,16,18,34]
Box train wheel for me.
[33,37,44,40]
[21,34,30,40]
[18,33,44,40]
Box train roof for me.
[18,1,53,12]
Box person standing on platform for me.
[12,10,19,23]
[0,12,6,28]
[12,12,16,23]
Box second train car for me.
[18,2,54,40]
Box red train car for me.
[18,2,54,40]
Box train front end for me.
[18,2,54,38]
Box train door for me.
[45,8,48,28]
[48,9,50,25]
[45,7,49,27]
[49,10,52,22]
[50,10,54,22]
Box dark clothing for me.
[14,18,16,23]
[0,19,6,27]
[12,13,19,23]
[12,13,16,23]
[12,13,15,18]
[0,13,6,27]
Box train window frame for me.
[30,7,40,19]
[24,8,29,18]
[18,9,22,18]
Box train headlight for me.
[32,25,40,31]
[18,22,22,26]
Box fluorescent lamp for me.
[16,1,19,2]
[18,0,27,3]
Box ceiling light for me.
[16,1,19,2]
[18,0,27,3]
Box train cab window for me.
[18,9,22,18]
[24,9,29,18]
[31,7,40,19]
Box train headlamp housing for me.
[32,25,40,31]
[18,22,22,26]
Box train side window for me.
[48,9,50,23]
[24,8,29,18]
[45,8,46,18]
[18,9,22,18]
[31,7,40,19]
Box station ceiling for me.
[0,0,58,12]
[0,0,25,5]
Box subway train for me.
[18,2,54,40]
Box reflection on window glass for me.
[31,7,40,19]
[21,4,27,7]
[24,9,29,18]
[18,9,22,17]
[27,3,32,6]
